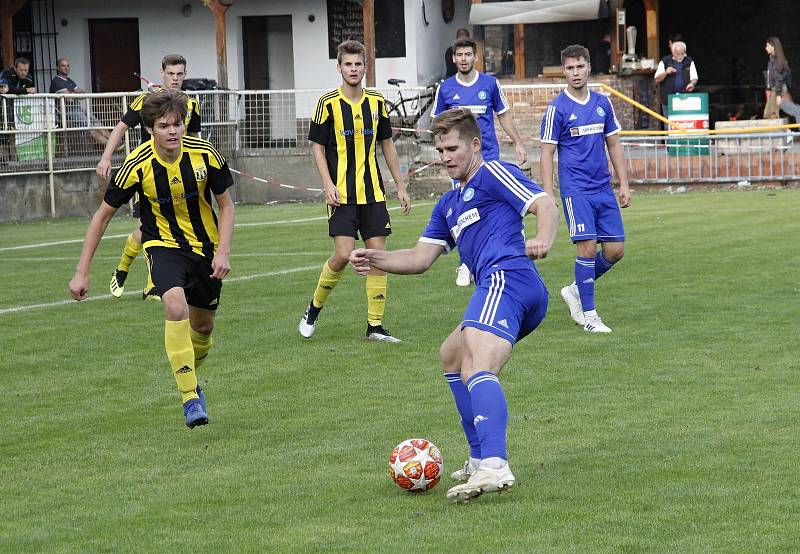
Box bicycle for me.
[384,79,439,141]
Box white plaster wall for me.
[413,0,471,85]
[51,0,429,117]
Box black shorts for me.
[328,202,391,240]
[143,246,222,310]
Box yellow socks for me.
[117,233,143,273]
[366,274,388,327]
[312,261,344,309]
[164,319,198,403]
[190,328,213,369]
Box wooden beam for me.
[1,0,30,69]
[644,0,659,61]
[514,23,524,80]
[203,0,233,89]
[362,0,375,87]
[471,0,484,72]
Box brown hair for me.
[561,44,590,65]
[161,53,187,70]
[140,89,188,130]
[453,37,477,55]
[767,37,790,73]
[14,57,30,68]
[337,40,366,64]
[430,108,481,143]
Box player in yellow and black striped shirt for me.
[70,90,234,429]
[298,40,411,344]
[96,53,202,299]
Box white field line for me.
[0,264,320,316]
[1,252,329,262]
[0,203,433,252]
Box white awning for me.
[469,0,605,25]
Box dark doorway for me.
[88,19,140,92]
[242,15,296,148]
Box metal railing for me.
[620,132,800,184]
[2,85,798,187]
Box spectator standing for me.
[445,28,470,78]
[591,32,612,75]
[763,37,792,119]
[49,57,111,146]
[654,41,698,119]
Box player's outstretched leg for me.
[447,371,514,502]
[365,273,401,343]
[110,229,143,297]
[299,260,343,338]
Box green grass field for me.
[1,189,798,552]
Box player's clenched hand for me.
[398,189,412,215]
[349,248,372,275]
[96,158,112,179]
[324,184,341,207]
[618,184,631,208]
[525,238,551,260]
[210,253,231,280]
[515,143,528,165]
[69,274,89,301]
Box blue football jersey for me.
[540,90,621,197]
[420,160,548,281]
[432,72,509,161]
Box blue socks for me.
[466,371,508,461]
[575,256,596,312]
[594,251,615,279]
[444,373,481,459]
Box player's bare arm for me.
[497,111,527,165]
[210,190,235,280]
[311,142,340,206]
[96,121,130,178]
[539,142,558,200]
[380,138,412,214]
[605,134,631,208]
[524,194,559,260]
[69,202,119,300]
[350,242,444,276]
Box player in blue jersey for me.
[433,36,528,287]
[540,44,631,333]
[350,108,558,502]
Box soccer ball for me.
[389,438,443,492]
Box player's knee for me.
[605,248,624,263]
[192,320,214,336]
[439,344,460,372]
[328,254,349,272]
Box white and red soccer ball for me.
[389,438,443,492]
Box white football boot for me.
[583,314,612,333]
[446,462,516,502]
[560,283,585,326]
[455,264,472,287]
[449,459,478,482]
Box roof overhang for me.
[469,0,606,25]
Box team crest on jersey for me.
[194,166,207,181]
[463,188,475,202]
[478,90,488,100]
[596,106,606,117]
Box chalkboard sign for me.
[327,0,406,59]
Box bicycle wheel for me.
[385,100,406,142]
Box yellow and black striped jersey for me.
[104,135,233,260]
[122,89,202,144]
[308,87,392,204]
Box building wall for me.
[413,0,471,85]
[52,0,429,101]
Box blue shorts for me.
[562,187,625,243]
[462,268,548,345]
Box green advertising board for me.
[667,93,709,157]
